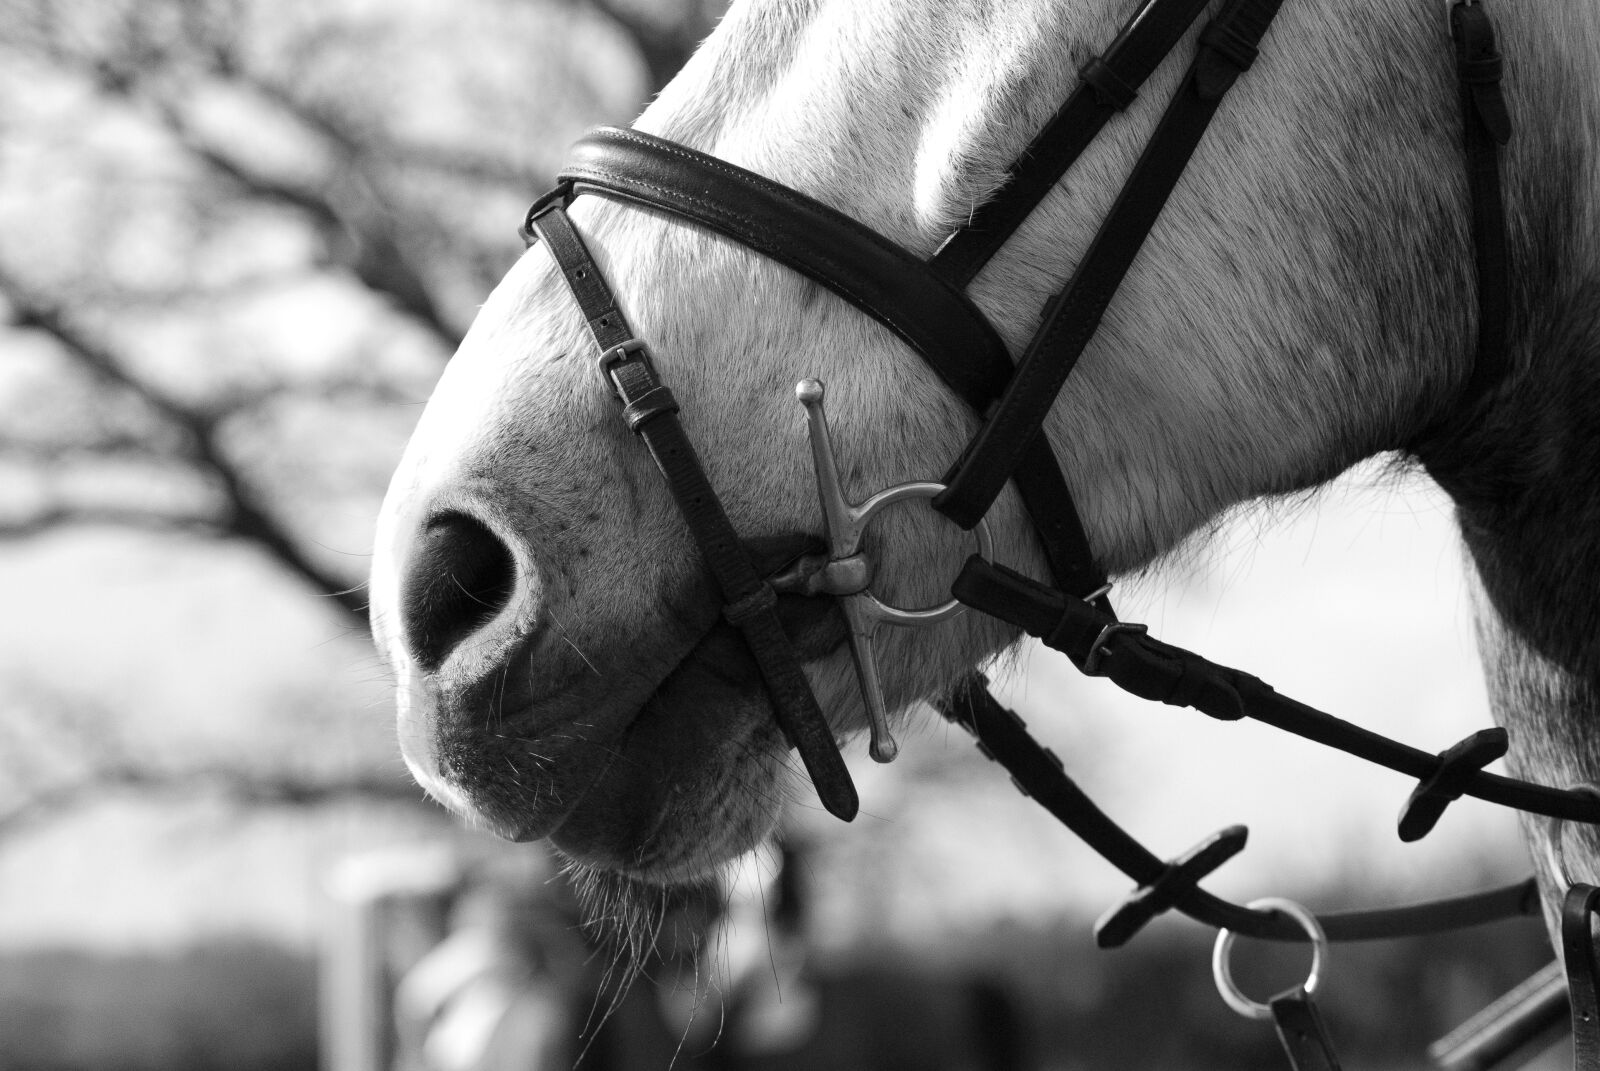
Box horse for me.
[368,0,1600,958]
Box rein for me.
[518,0,1597,1064]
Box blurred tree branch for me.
[575,0,723,93]
[0,0,724,833]
[0,677,431,844]
[0,0,730,638]
[0,758,428,842]
[0,263,370,627]
[50,36,467,346]
[0,505,219,541]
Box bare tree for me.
[0,0,722,629]
[0,0,723,832]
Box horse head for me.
[371,0,1599,904]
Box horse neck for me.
[1430,192,1600,909]
[1469,557,1600,923]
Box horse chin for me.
[414,588,847,885]
[544,618,797,881]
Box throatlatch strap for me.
[525,203,859,822]
[937,0,1286,529]
[1562,884,1600,1071]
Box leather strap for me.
[560,128,1014,406]
[525,203,860,822]
[1270,990,1345,1071]
[952,554,1600,826]
[1563,883,1600,1071]
[1095,825,1248,947]
[936,674,1544,942]
[936,0,1286,528]
[927,0,1216,288]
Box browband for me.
[559,127,1014,410]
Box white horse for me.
[370,0,1600,936]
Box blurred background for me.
[0,0,1564,1068]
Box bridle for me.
[520,0,1600,1064]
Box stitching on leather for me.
[573,131,994,329]
[598,130,907,254]
[578,168,912,333]
[566,149,1006,402]
[570,157,920,297]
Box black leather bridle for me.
[518,0,1600,1061]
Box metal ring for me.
[850,481,994,627]
[1212,897,1327,1021]
[1545,783,1600,888]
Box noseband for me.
[522,0,1599,1063]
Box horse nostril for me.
[400,511,517,672]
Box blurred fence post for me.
[321,844,464,1071]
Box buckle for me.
[1081,621,1148,676]
[598,338,652,396]
[1080,581,1113,605]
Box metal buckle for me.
[598,338,652,396]
[1081,621,1149,676]
[1080,581,1114,605]
[795,379,994,763]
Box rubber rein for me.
[520,0,1593,1065]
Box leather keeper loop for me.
[1080,56,1139,111]
[723,582,779,628]
[1200,20,1259,72]
[1045,605,1109,662]
[520,181,575,243]
[1461,54,1503,83]
[1160,656,1213,711]
[622,385,679,433]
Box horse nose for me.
[399,510,518,672]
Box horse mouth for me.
[424,535,848,880]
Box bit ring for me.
[848,481,994,626]
[1212,897,1327,1021]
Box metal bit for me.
[794,379,992,764]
